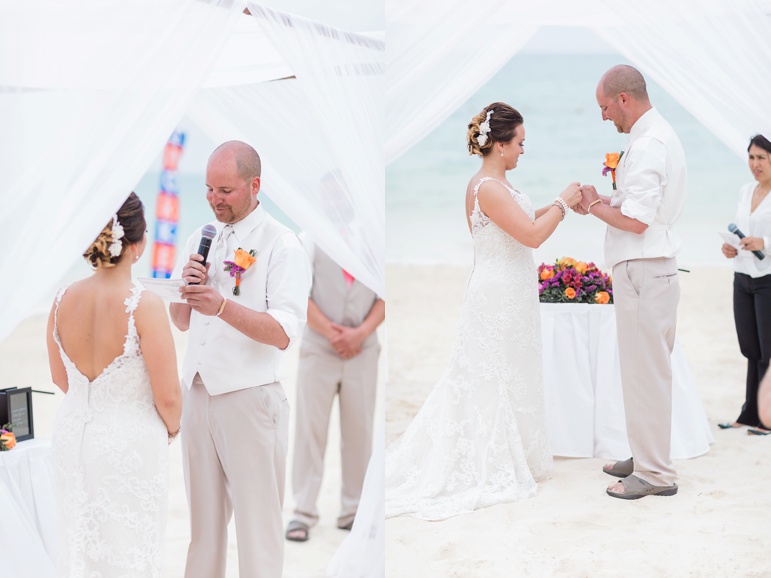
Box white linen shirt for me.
[732,181,771,278]
[605,108,687,268]
[173,204,311,394]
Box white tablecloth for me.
[540,303,713,460]
[0,438,57,578]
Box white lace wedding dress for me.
[51,285,169,578]
[385,177,553,520]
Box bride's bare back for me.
[55,276,137,382]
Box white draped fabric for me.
[0,1,384,344]
[192,5,384,297]
[386,0,771,165]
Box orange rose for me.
[0,431,16,450]
[565,287,576,299]
[575,262,588,275]
[540,268,554,280]
[233,249,256,270]
[604,152,620,169]
[595,291,610,304]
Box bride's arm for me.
[46,302,69,394]
[477,181,581,248]
[136,293,182,437]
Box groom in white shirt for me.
[578,65,687,499]
[170,141,311,578]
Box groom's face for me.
[596,88,627,134]
[205,151,259,224]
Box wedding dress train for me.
[385,177,553,520]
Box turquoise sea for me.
[386,53,750,269]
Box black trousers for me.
[733,272,771,427]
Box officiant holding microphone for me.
[170,140,311,578]
[719,134,771,434]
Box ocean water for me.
[386,54,750,269]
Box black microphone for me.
[728,223,765,260]
[189,224,217,284]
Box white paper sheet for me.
[138,277,186,303]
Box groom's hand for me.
[181,253,212,286]
[578,185,600,212]
[179,284,223,316]
[572,189,589,215]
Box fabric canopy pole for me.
[0,0,242,344]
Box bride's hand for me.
[559,182,582,208]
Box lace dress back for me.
[385,177,553,520]
[51,284,168,578]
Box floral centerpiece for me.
[538,257,613,304]
[0,423,16,451]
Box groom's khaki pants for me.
[182,374,289,578]
[613,257,679,487]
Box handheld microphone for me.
[189,224,217,284]
[728,223,765,260]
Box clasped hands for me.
[569,185,602,216]
[555,183,601,216]
[326,323,365,360]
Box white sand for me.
[0,306,385,578]
[385,264,771,578]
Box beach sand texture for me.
[0,307,385,578]
[385,264,771,578]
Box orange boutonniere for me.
[223,248,256,296]
[602,151,624,190]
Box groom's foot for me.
[602,457,633,478]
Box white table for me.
[0,438,57,578]
[540,303,713,460]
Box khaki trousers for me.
[291,342,380,528]
[613,257,679,486]
[182,375,289,578]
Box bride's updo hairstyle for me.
[83,192,146,269]
[467,102,523,157]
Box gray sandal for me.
[602,457,634,478]
[606,474,678,500]
[285,520,310,542]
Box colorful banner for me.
[152,131,185,278]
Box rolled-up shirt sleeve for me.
[265,232,312,348]
[620,137,667,226]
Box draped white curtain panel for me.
[386,0,771,164]
[0,0,384,343]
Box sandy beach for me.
[385,263,771,578]
[0,305,385,578]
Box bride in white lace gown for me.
[46,193,182,577]
[385,103,582,520]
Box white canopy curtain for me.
[191,5,384,299]
[589,0,771,157]
[0,0,242,343]
[386,0,771,165]
[0,2,384,344]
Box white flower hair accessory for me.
[477,109,494,146]
[108,214,125,258]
